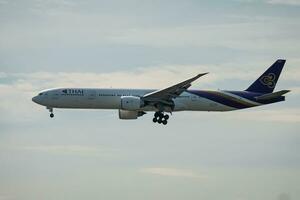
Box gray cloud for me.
[140,167,206,179]
[266,0,300,6]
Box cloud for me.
[108,20,300,54]
[0,194,15,200]
[2,60,299,91]
[288,87,300,95]
[242,0,300,6]
[266,0,300,6]
[0,64,219,92]
[14,145,119,157]
[140,167,206,179]
[224,108,300,123]
[1,6,299,53]
[0,0,8,5]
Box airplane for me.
[32,59,290,125]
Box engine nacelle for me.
[120,96,144,110]
[118,109,146,120]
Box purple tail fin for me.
[246,59,285,94]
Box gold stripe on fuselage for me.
[204,91,257,107]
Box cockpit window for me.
[39,93,43,95]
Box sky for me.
[0,0,300,200]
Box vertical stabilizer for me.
[246,59,285,94]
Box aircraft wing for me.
[142,73,208,104]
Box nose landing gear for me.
[47,107,54,118]
[153,112,169,125]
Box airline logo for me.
[62,89,84,95]
[260,73,276,88]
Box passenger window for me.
[39,93,43,95]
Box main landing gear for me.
[153,112,169,125]
[47,107,54,118]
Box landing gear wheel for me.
[154,112,164,118]
[47,107,54,118]
[153,112,170,125]
[164,114,169,120]
[157,118,162,124]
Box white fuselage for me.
[32,88,236,112]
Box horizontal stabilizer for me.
[255,90,290,101]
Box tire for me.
[162,120,167,125]
[164,114,169,120]
[153,118,157,123]
[50,113,54,118]
[158,112,164,118]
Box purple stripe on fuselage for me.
[187,90,262,109]
[226,91,284,104]
[225,91,262,101]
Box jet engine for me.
[120,96,144,110]
[118,109,146,119]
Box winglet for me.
[194,72,209,80]
[198,72,209,77]
[184,72,209,87]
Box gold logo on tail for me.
[259,73,276,88]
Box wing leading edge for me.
[142,73,208,105]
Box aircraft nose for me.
[32,96,39,103]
